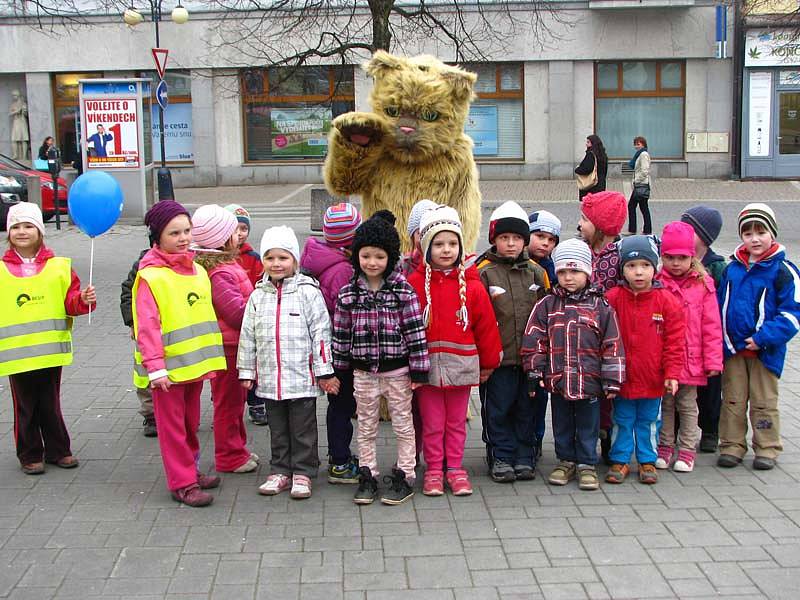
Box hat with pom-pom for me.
[192,204,238,250]
[581,191,627,237]
[323,202,362,248]
[350,212,401,277]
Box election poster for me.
[270,107,331,157]
[82,97,141,168]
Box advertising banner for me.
[745,30,800,67]
[466,105,499,156]
[749,71,772,157]
[151,103,193,162]
[82,97,140,168]
[270,107,331,157]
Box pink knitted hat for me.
[661,221,696,257]
[191,204,238,250]
[581,191,627,237]
[323,202,362,248]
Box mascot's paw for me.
[333,112,389,148]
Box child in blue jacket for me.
[717,203,800,470]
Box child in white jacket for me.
[238,226,339,499]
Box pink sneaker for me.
[197,473,221,489]
[422,470,444,496]
[446,469,472,496]
[290,474,312,499]
[655,446,673,470]
[673,449,695,473]
[258,473,291,496]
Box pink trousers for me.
[417,385,471,471]
[211,351,252,472]
[152,380,203,491]
[353,370,416,480]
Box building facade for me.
[0,1,734,187]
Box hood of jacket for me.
[139,246,197,275]
[257,271,320,294]
[552,283,606,301]
[733,242,784,268]
[2,244,55,265]
[300,236,349,277]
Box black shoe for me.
[380,468,414,505]
[490,459,516,483]
[717,454,742,468]
[353,467,378,505]
[142,416,157,438]
[248,404,269,426]
[600,431,612,466]
[699,434,718,453]
[753,456,776,470]
[514,464,536,481]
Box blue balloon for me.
[68,171,124,237]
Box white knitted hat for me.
[6,202,45,237]
[407,199,438,237]
[488,201,530,245]
[260,225,300,263]
[419,205,463,264]
[552,238,592,277]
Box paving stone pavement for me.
[1,180,799,599]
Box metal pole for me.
[153,0,174,200]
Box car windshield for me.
[0,153,29,170]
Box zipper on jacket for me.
[276,282,282,400]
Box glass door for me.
[775,91,800,177]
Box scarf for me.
[628,147,647,170]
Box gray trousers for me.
[265,397,320,477]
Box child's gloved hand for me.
[526,373,541,397]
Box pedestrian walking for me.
[626,136,652,235]
[575,135,608,201]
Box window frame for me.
[594,60,686,159]
[240,65,355,163]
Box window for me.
[462,63,524,159]
[52,73,103,164]
[140,70,193,163]
[594,61,685,159]
[241,66,354,162]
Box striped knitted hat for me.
[225,204,251,231]
[552,238,592,276]
[191,204,238,250]
[528,209,562,239]
[738,203,777,238]
[407,199,438,237]
[323,202,362,248]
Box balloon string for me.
[88,237,94,325]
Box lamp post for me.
[124,2,188,201]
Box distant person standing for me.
[37,136,54,161]
[87,124,113,158]
[626,136,652,235]
[575,135,608,201]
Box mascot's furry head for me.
[364,51,477,165]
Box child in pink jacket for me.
[192,204,258,474]
[655,221,723,472]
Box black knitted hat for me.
[350,211,401,277]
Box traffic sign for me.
[156,79,169,110]
[152,48,169,79]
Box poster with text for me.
[151,103,194,162]
[466,105,499,156]
[82,97,140,168]
[749,72,772,157]
[270,107,331,157]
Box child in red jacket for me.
[408,206,502,497]
[606,236,685,485]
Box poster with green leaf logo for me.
[270,108,331,157]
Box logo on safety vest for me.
[16,293,31,307]
[187,292,200,306]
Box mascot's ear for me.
[365,51,405,79]
[440,65,477,103]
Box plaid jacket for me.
[237,273,333,401]
[332,268,430,383]
[521,284,625,400]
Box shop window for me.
[140,70,193,163]
[462,63,524,159]
[595,61,685,159]
[52,72,102,164]
[242,66,355,162]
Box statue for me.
[9,89,30,160]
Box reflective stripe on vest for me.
[131,263,225,387]
[0,258,73,376]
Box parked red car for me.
[0,153,68,221]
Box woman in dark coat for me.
[575,134,608,201]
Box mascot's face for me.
[366,52,476,165]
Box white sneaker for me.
[233,457,258,473]
[249,453,260,463]
[258,473,291,495]
[290,474,312,499]
[655,457,670,469]
[673,450,695,473]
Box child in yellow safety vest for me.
[1,203,95,475]
[132,200,227,508]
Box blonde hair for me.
[689,257,707,279]
[422,263,470,332]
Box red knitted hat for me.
[581,191,627,237]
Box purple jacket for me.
[300,237,353,316]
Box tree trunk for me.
[369,0,393,51]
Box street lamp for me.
[123,2,189,201]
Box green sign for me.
[271,107,331,157]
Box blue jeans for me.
[609,397,661,465]
[551,394,600,465]
[326,368,356,465]
[479,366,537,467]
[534,386,548,445]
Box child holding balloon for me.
[1,203,95,475]
[133,200,227,507]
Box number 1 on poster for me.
[109,123,122,155]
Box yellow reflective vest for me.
[132,263,225,388]
[0,257,73,376]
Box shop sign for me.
[746,30,800,67]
